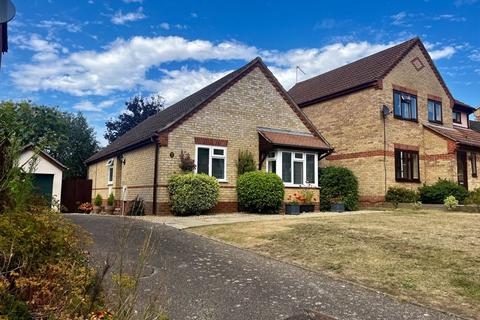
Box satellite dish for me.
[381,105,391,118]
[0,0,16,23]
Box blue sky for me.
[1,0,479,145]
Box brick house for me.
[85,58,332,215]
[289,37,479,204]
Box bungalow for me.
[289,37,480,203]
[85,58,332,215]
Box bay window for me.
[266,150,318,186]
[195,145,227,181]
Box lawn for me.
[191,210,480,318]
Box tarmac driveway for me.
[68,214,460,320]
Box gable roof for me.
[454,99,477,114]
[424,124,480,150]
[289,37,454,107]
[258,127,330,151]
[22,144,67,170]
[86,57,330,164]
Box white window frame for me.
[265,149,318,187]
[194,145,227,182]
[106,158,114,186]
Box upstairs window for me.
[452,111,462,124]
[395,149,420,182]
[106,159,114,185]
[393,91,417,121]
[428,100,442,124]
[267,150,318,187]
[195,145,227,181]
[472,153,478,178]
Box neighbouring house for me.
[85,58,332,215]
[20,144,66,210]
[289,37,480,204]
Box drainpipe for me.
[152,135,159,215]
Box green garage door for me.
[32,174,54,203]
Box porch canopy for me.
[424,124,480,151]
[257,127,332,168]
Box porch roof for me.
[258,127,331,152]
[424,123,480,150]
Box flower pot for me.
[105,205,115,215]
[300,204,315,213]
[331,203,345,212]
[285,204,300,215]
[93,206,102,214]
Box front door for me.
[457,151,468,190]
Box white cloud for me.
[159,22,170,30]
[111,7,146,25]
[73,100,97,112]
[391,11,410,26]
[37,20,82,33]
[10,35,458,104]
[469,50,480,61]
[432,14,466,22]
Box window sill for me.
[395,178,421,184]
[428,120,443,125]
[473,174,478,178]
[283,184,319,188]
[394,116,418,123]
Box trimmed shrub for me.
[385,187,419,208]
[444,195,459,210]
[319,167,359,211]
[94,194,102,206]
[107,193,115,206]
[168,173,219,215]
[465,188,480,211]
[237,171,284,213]
[236,150,256,176]
[419,179,469,204]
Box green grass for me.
[192,210,480,318]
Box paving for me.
[67,214,462,320]
[128,211,368,229]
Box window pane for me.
[412,153,419,179]
[402,100,410,119]
[294,153,303,159]
[435,103,442,122]
[306,154,315,183]
[213,149,224,156]
[401,152,408,179]
[109,167,114,182]
[410,96,417,119]
[268,160,276,174]
[428,101,434,121]
[268,152,275,158]
[212,158,225,179]
[282,152,292,183]
[394,92,401,116]
[294,162,303,185]
[197,148,210,174]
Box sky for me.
[1,0,479,146]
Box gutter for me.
[151,134,159,215]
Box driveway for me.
[68,214,461,320]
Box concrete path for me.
[68,214,462,320]
[129,211,368,229]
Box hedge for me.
[319,166,359,211]
[237,171,284,213]
[418,179,468,204]
[385,187,419,208]
[168,173,220,215]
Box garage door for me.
[32,174,54,203]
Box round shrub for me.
[419,179,468,204]
[319,166,359,211]
[168,173,219,216]
[385,187,419,208]
[237,171,284,213]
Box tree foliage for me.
[104,95,164,143]
[0,101,99,179]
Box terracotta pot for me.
[105,205,114,215]
[93,206,102,214]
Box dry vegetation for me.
[192,210,480,318]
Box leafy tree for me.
[0,101,98,179]
[104,95,164,143]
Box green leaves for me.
[319,166,359,211]
[237,171,284,213]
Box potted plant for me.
[299,188,316,213]
[93,194,103,214]
[78,202,93,214]
[285,195,300,215]
[330,196,345,212]
[105,193,115,215]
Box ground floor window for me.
[472,152,478,177]
[195,145,227,181]
[106,158,114,185]
[266,150,318,187]
[395,149,420,182]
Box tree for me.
[104,95,164,143]
[0,101,99,179]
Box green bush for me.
[236,150,256,176]
[94,194,102,206]
[237,171,284,213]
[168,173,220,215]
[385,187,419,208]
[319,167,359,211]
[444,195,459,210]
[465,188,480,210]
[107,193,115,206]
[419,179,469,204]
